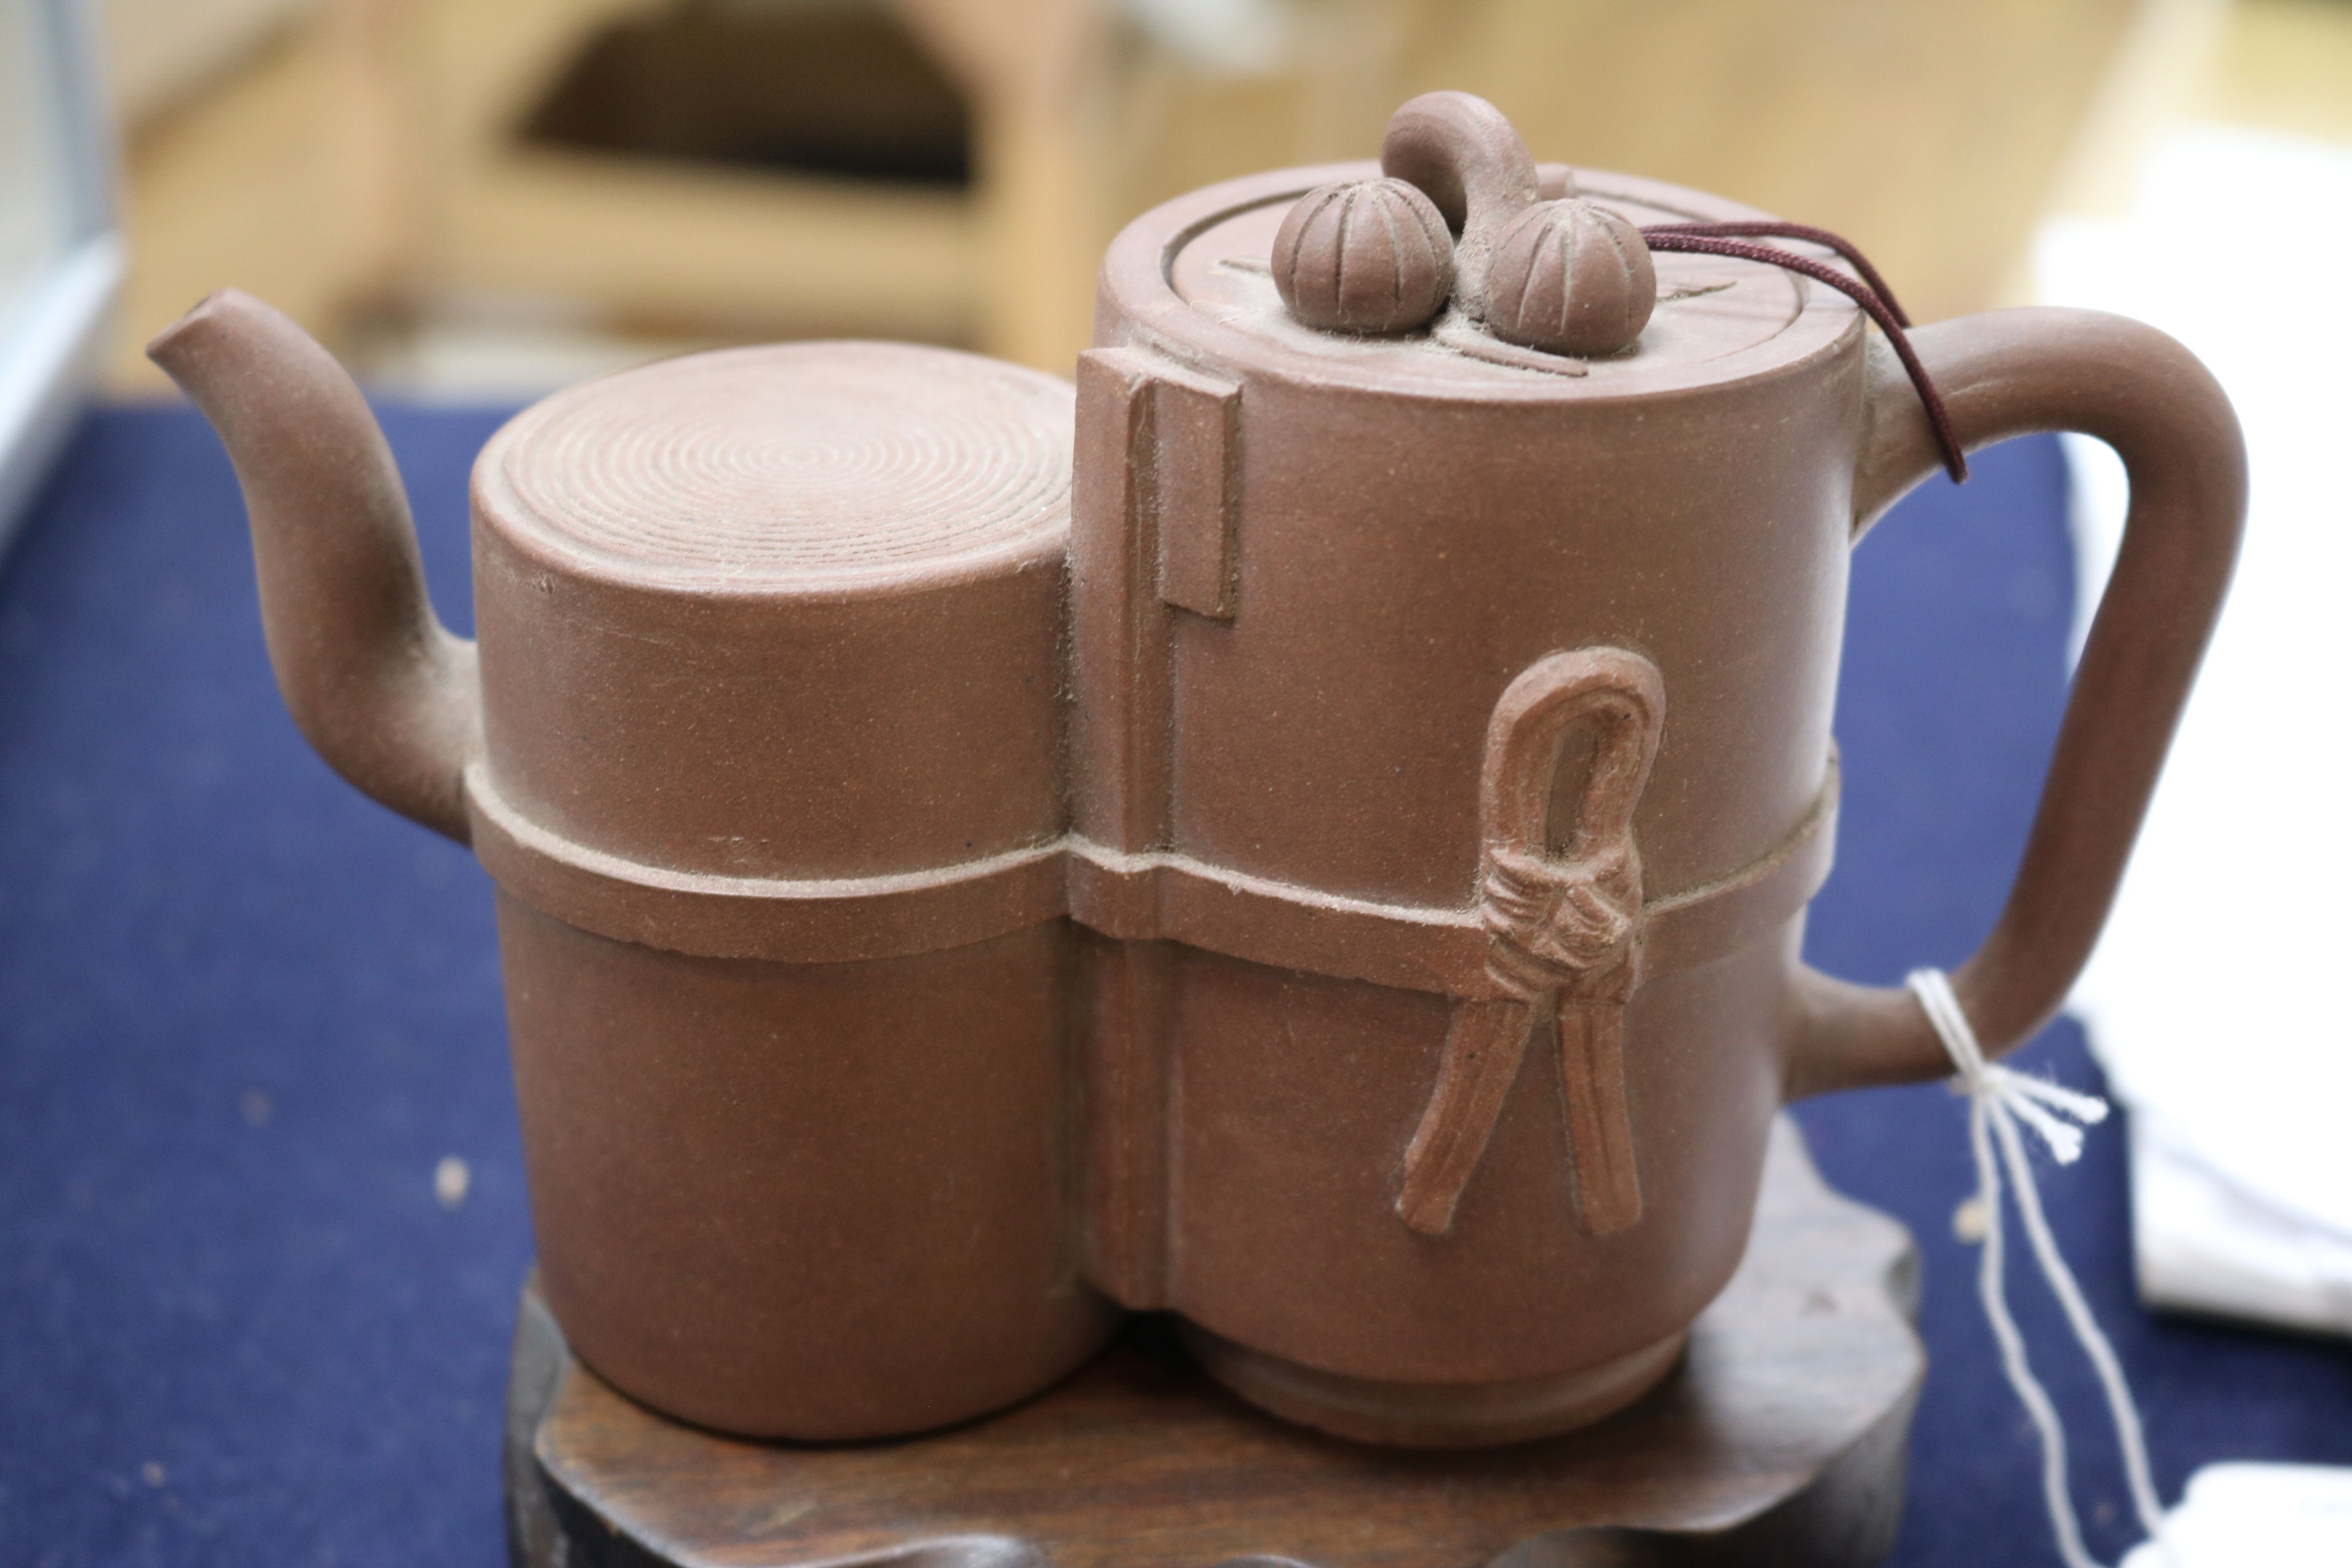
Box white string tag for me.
[1906,968,2176,1568]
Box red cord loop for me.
[1640,226,1966,484]
[1639,222,1914,327]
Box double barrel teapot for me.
[153,94,2241,1448]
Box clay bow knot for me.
[1396,648,1664,1240]
[1480,844,1637,1000]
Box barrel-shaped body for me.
[1074,165,1867,1443]
[465,343,1114,1438]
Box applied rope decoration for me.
[1906,968,2175,1568]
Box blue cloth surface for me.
[0,407,2345,1566]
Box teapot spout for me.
[148,290,478,843]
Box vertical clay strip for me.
[1397,997,1539,1236]
[1557,999,1642,1234]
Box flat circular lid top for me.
[480,342,1072,591]
[1138,163,1859,398]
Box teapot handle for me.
[1784,307,2245,1097]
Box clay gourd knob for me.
[1272,178,1455,335]
[1484,199,1657,358]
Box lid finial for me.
[1378,91,1542,320]
[1270,178,1455,336]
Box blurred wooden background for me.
[96,0,2323,393]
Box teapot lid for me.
[476,341,1072,596]
[1110,160,1861,400]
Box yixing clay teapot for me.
[152,93,2241,1449]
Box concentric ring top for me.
[477,342,1074,592]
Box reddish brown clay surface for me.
[150,91,2244,1449]
[509,1119,1925,1568]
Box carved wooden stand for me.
[506,1120,1921,1568]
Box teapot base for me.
[510,1117,1921,1568]
[1175,1321,1688,1448]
